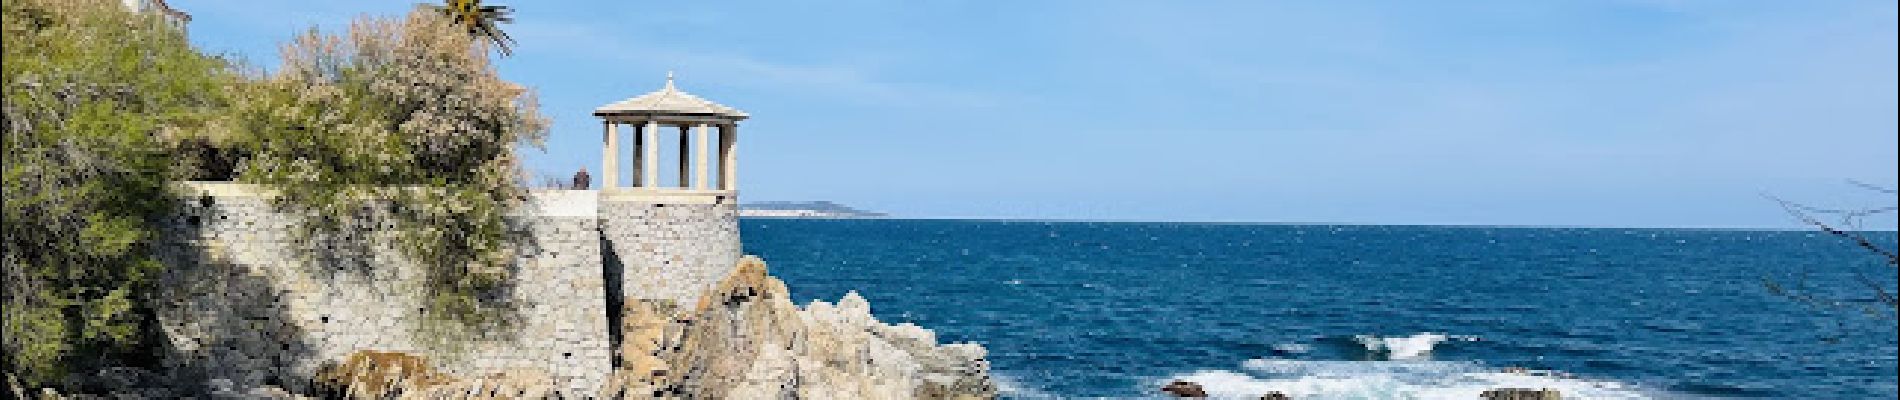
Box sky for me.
[177,1,1897,229]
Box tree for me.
[2,0,235,387]
[427,0,518,56]
[3,0,546,390]
[233,8,549,328]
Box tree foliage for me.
[4,1,546,389]
[427,0,517,56]
[2,0,235,386]
[232,9,549,327]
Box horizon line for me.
[739,215,1899,233]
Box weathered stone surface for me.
[144,185,989,399]
[599,198,741,306]
[154,189,612,395]
[312,350,453,398]
[305,350,562,399]
[603,256,996,399]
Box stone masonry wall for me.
[152,185,612,394]
[599,197,742,308]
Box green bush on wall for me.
[3,0,546,389]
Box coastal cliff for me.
[602,256,994,399]
[26,256,994,399]
[304,256,996,399]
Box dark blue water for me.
[742,219,1898,399]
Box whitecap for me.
[1162,360,1657,399]
[1354,333,1452,360]
[1271,343,1313,355]
[992,372,1061,399]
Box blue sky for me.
[179,1,1896,229]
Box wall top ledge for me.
[599,188,735,204]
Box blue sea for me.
[742,219,1898,399]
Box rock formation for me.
[30,256,994,399]
[1160,380,1208,397]
[281,256,995,399]
[1481,388,1563,400]
[603,256,995,399]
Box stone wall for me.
[598,194,742,307]
[152,184,613,395]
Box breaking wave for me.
[1351,332,1477,360]
[993,372,1061,399]
[1161,359,1656,399]
[1152,333,1656,399]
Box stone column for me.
[601,122,618,189]
[678,125,691,188]
[643,121,660,188]
[630,123,645,187]
[719,124,738,191]
[694,124,710,190]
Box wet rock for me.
[1260,392,1290,399]
[1161,380,1208,397]
[1481,388,1562,400]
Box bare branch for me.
[1857,272,1899,311]
[1846,179,1898,195]
[1769,195,1899,266]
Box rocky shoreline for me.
[14,257,993,399]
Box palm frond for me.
[424,0,517,56]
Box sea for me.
[741,219,1899,399]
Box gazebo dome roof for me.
[593,73,749,120]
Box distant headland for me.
[741,201,888,218]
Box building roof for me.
[124,0,190,22]
[594,73,749,121]
[150,0,190,22]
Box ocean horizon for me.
[765,216,1900,233]
[744,218,1899,398]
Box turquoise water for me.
[742,219,1898,399]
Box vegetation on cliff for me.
[2,0,234,386]
[231,9,548,332]
[2,0,543,389]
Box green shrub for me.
[2,0,233,386]
[231,9,549,330]
[4,0,546,388]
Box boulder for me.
[1161,380,1208,397]
[310,350,559,399]
[1481,388,1562,400]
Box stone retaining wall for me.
[599,195,742,307]
[150,184,684,395]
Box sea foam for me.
[1161,359,1656,399]
[1351,332,1477,361]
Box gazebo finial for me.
[665,71,677,91]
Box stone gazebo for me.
[594,72,745,197]
[592,73,746,306]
